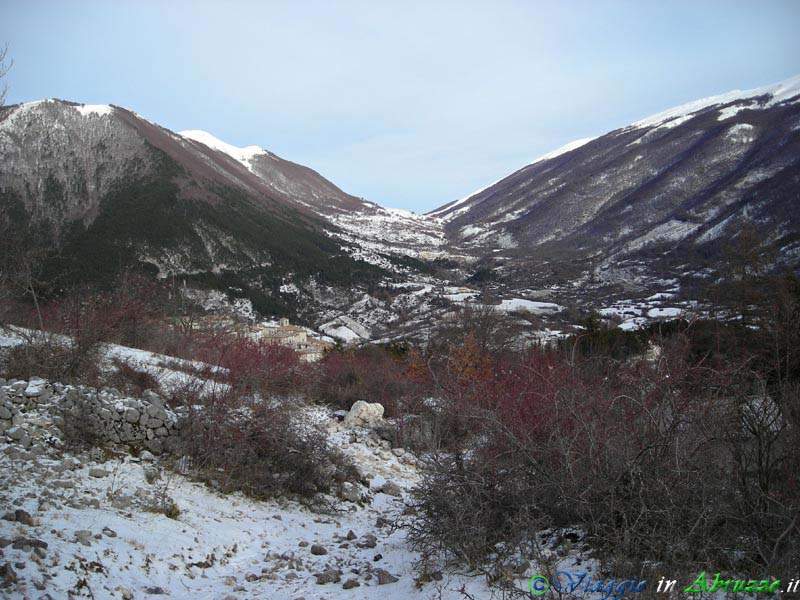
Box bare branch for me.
[0,43,13,107]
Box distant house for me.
[257,319,333,362]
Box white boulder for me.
[343,401,385,428]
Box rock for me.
[315,569,341,585]
[23,379,47,397]
[74,530,93,546]
[379,481,403,497]
[342,578,360,589]
[309,544,328,555]
[144,586,167,594]
[346,530,357,541]
[6,426,25,440]
[343,401,385,428]
[399,453,417,466]
[373,553,383,561]
[143,390,163,406]
[144,466,160,484]
[356,534,377,549]
[145,438,163,454]
[0,406,11,420]
[375,568,399,584]
[245,573,260,582]
[0,562,17,586]
[12,537,47,550]
[102,527,118,538]
[338,482,361,503]
[13,509,33,526]
[89,467,109,478]
[117,587,134,600]
[124,408,140,423]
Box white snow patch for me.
[647,307,683,318]
[496,299,563,314]
[528,136,597,165]
[726,123,756,142]
[73,104,115,117]
[180,129,265,172]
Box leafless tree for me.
[0,43,12,106]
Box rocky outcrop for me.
[0,377,183,455]
[343,401,385,429]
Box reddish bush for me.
[406,332,799,576]
[309,346,422,416]
[191,335,302,397]
[178,387,354,499]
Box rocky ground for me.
[0,376,504,600]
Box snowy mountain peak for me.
[429,74,800,224]
[179,129,266,171]
[630,73,800,130]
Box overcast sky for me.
[3,0,799,212]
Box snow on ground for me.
[428,134,595,223]
[319,314,374,344]
[496,299,563,314]
[102,343,228,397]
[442,291,479,302]
[619,317,649,331]
[0,326,226,398]
[0,397,499,600]
[528,136,597,165]
[647,307,682,318]
[320,324,361,344]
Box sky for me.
[2,0,799,213]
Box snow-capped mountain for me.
[0,98,417,324]
[2,75,799,333]
[429,75,800,272]
[179,129,447,260]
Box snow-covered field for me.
[1,419,477,599]
[1,376,507,599]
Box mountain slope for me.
[179,129,448,260]
[0,99,389,317]
[429,75,800,271]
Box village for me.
[183,314,335,362]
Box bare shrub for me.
[178,388,355,499]
[3,336,102,384]
[191,334,303,398]
[105,359,161,395]
[404,329,800,579]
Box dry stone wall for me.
[0,377,184,455]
